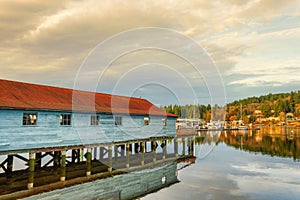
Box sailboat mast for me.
[240,103,242,121]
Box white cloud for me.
[0,0,300,102]
[229,162,300,197]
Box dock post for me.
[108,145,113,172]
[188,138,192,155]
[174,138,178,157]
[93,147,98,160]
[72,150,76,163]
[193,137,196,156]
[140,142,145,166]
[182,138,186,155]
[53,151,60,169]
[151,140,156,152]
[162,140,167,160]
[100,147,104,159]
[187,137,194,156]
[80,149,84,162]
[28,152,35,189]
[114,145,118,160]
[152,140,157,162]
[134,143,139,153]
[35,153,42,169]
[121,145,125,157]
[60,150,66,181]
[86,148,92,176]
[144,142,147,152]
[7,155,13,176]
[126,143,130,168]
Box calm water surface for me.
[143,128,300,200]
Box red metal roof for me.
[0,79,177,117]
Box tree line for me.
[161,91,300,122]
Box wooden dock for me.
[0,136,195,199]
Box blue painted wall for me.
[0,109,176,151]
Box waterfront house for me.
[0,79,177,151]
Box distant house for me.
[254,110,263,118]
[0,79,177,151]
[286,113,294,120]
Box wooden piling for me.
[7,155,13,177]
[163,140,167,160]
[174,138,178,157]
[140,142,145,166]
[120,144,125,157]
[80,149,84,162]
[114,145,118,160]
[86,148,92,176]
[28,152,35,189]
[93,147,98,160]
[182,138,186,155]
[35,153,42,169]
[108,145,112,172]
[53,151,60,169]
[60,150,66,181]
[100,147,105,159]
[134,143,139,153]
[126,143,130,168]
[152,140,157,163]
[71,149,76,163]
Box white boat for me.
[238,125,248,130]
[176,118,204,130]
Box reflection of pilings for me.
[28,152,35,189]
[60,150,66,181]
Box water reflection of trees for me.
[194,133,219,145]
[218,131,299,161]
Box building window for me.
[115,116,122,125]
[144,117,150,125]
[162,118,167,126]
[91,115,99,126]
[60,114,71,126]
[23,113,37,125]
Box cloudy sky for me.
[1,0,300,105]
